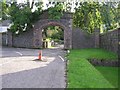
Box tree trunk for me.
[27,0,30,7]
[30,0,34,9]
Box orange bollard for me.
[38,50,42,60]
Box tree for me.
[1,1,10,21]
[73,2,120,33]
[48,3,64,20]
[5,1,119,35]
[73,2,102,33]
[42,26,64,41]
[100,2,119,31]
[7,1,43,34]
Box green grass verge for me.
[67,48,118,88]
[68,48,118,60]
[95,66,118,88]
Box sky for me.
[16,0,120,3]
[17,0,49,9]
[15,0,120,11]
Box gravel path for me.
[1,47,66,88]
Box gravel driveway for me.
[0,47,66,88]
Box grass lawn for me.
[68,48,118,60]
[95,66,118,88]
[67,48,118,88]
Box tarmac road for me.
[1,46,66,88]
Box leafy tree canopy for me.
[0,1,10,21]
[42,26,64,41]
[48,3,64,20]
[7,1,43,34]
[73,2,120,33]
[1,1,120,34]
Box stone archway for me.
[7,11,100,49]
[33,12,73,49]
[33,20,72,49]
[7,11,73,49]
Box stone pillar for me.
[0,33,1,58]
[0,33,2,46]
[33,28,42,48]
[94,28,100,48]
[118,28,120,58]
[0,23,1,50]
[7,31,13,47]
[67,19,73,49]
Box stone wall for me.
[100,28,119,53]
[72,28,95,49]
[0,32,7,46]
[5,10,119,52]
[12,29,34,48]
[0,32,1,58]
